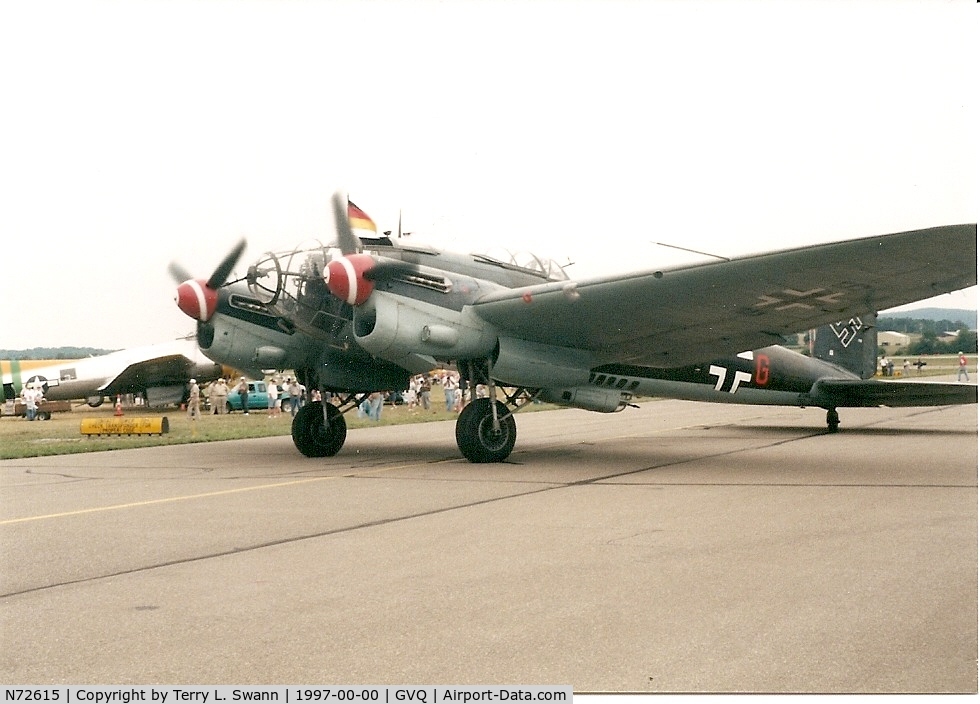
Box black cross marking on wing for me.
[753,288,847,311]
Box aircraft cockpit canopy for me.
[322,234,570,282]
[471,247,569,282]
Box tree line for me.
[877,317,977,355]
[0,347,114,360]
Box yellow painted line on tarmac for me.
[0,475,336,526]
[0,477,336,526]
[0,458,457,526]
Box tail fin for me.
[811,313,878,379]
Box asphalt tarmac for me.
[1,399,976,692]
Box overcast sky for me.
[1,0,975,351]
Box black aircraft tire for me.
[292,401,347,457]
[456,398,516,463]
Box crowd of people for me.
[11,368,500,423]
[184,376,309,420]
[355,370,493,422]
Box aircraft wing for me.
[99,354,202,396]
[810,378,978,408]
[470,224,977,367]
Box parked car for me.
[226,380,272,413]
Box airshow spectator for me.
[268,381,281,418]
[187,379,201,420]
[287,379,302,417]
[213,378,229,414]
[22,383,40,421]
[236,377,250,414]
[443,372,458,412]
[958,352,970,382]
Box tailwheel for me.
[456,398,517,463]
[292,400,347,457]
[826,408,840,433]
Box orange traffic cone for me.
[114,395,123,416]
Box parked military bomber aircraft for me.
[172,195,977,462]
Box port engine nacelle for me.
[199,314,312,376]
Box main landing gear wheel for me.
[826,408,840,433]
[292,400,347,457]
[456,398,517,463]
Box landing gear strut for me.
[826,408,840,433]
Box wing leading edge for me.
[470,224,977,367]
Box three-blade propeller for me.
[171,239,247,322]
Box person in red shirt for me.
[957,352,970,382]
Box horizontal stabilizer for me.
[811,378,978,408]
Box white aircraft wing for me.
[99,353,208,396]
[470,224,977,367]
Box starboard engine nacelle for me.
[352,291,498,372]
[538,386,632,413]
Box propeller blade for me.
[206,238,247,289]
[168,261,193,284]
[332,191,362,256]
[362,258,418,282]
